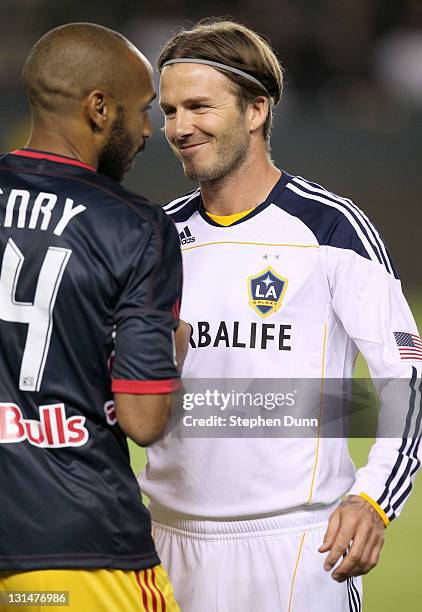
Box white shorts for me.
[151,506,362,612]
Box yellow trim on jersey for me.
[206,208,254,226]
[307,322,327,503]
[360,492,390,527]
[0,566,180,612]
[288,531,307,612]
[182,240,320,252]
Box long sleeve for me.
[328,245,422,521]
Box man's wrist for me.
[358,492,390,527]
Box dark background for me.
[1,0,421,290]
[1,3,422,610]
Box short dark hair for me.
[23,23,135,114]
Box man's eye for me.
[191,104,207,111]
[162,108,175,117]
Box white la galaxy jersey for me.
[140,172,422,521]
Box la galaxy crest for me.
[248,266,288,318]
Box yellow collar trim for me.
[206,208,254,226]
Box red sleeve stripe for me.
[112,378,180,394]
[172,298,181,319]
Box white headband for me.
[161,58,270,96]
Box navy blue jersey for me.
[0,149,182,570]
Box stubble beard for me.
[181,115,250,183]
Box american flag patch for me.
[394,332,422,361]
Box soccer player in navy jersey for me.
[139,19,422,612]
[0,23,180,611]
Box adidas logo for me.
[179,225,196,245]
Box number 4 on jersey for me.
[0,238,71,392]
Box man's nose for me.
[172,110,195,140]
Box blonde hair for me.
[158,19,284,143]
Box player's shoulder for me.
[83,176,180,266]
[84,172,168,226]
[0,151,166,228]
[75,172,180,243]
[162,188,201,223]
[281,173,367,235]
[277,172,398,277]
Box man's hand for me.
[175,320,192,372]
[319,495,385,582]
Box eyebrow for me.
[141,93,157,109]
[160,96,213,108]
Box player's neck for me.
[200,151,281,216]
[25,122,97,170]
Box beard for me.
[180,110,250,182]
[97,106,138,182]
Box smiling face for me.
[160,63,251,182]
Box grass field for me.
[129,293,422,611]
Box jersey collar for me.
[11,148,96,172]
[198,171,291,227]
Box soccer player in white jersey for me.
[139,19,422,611]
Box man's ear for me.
[248,96,269,133]
[85,91,109,132]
